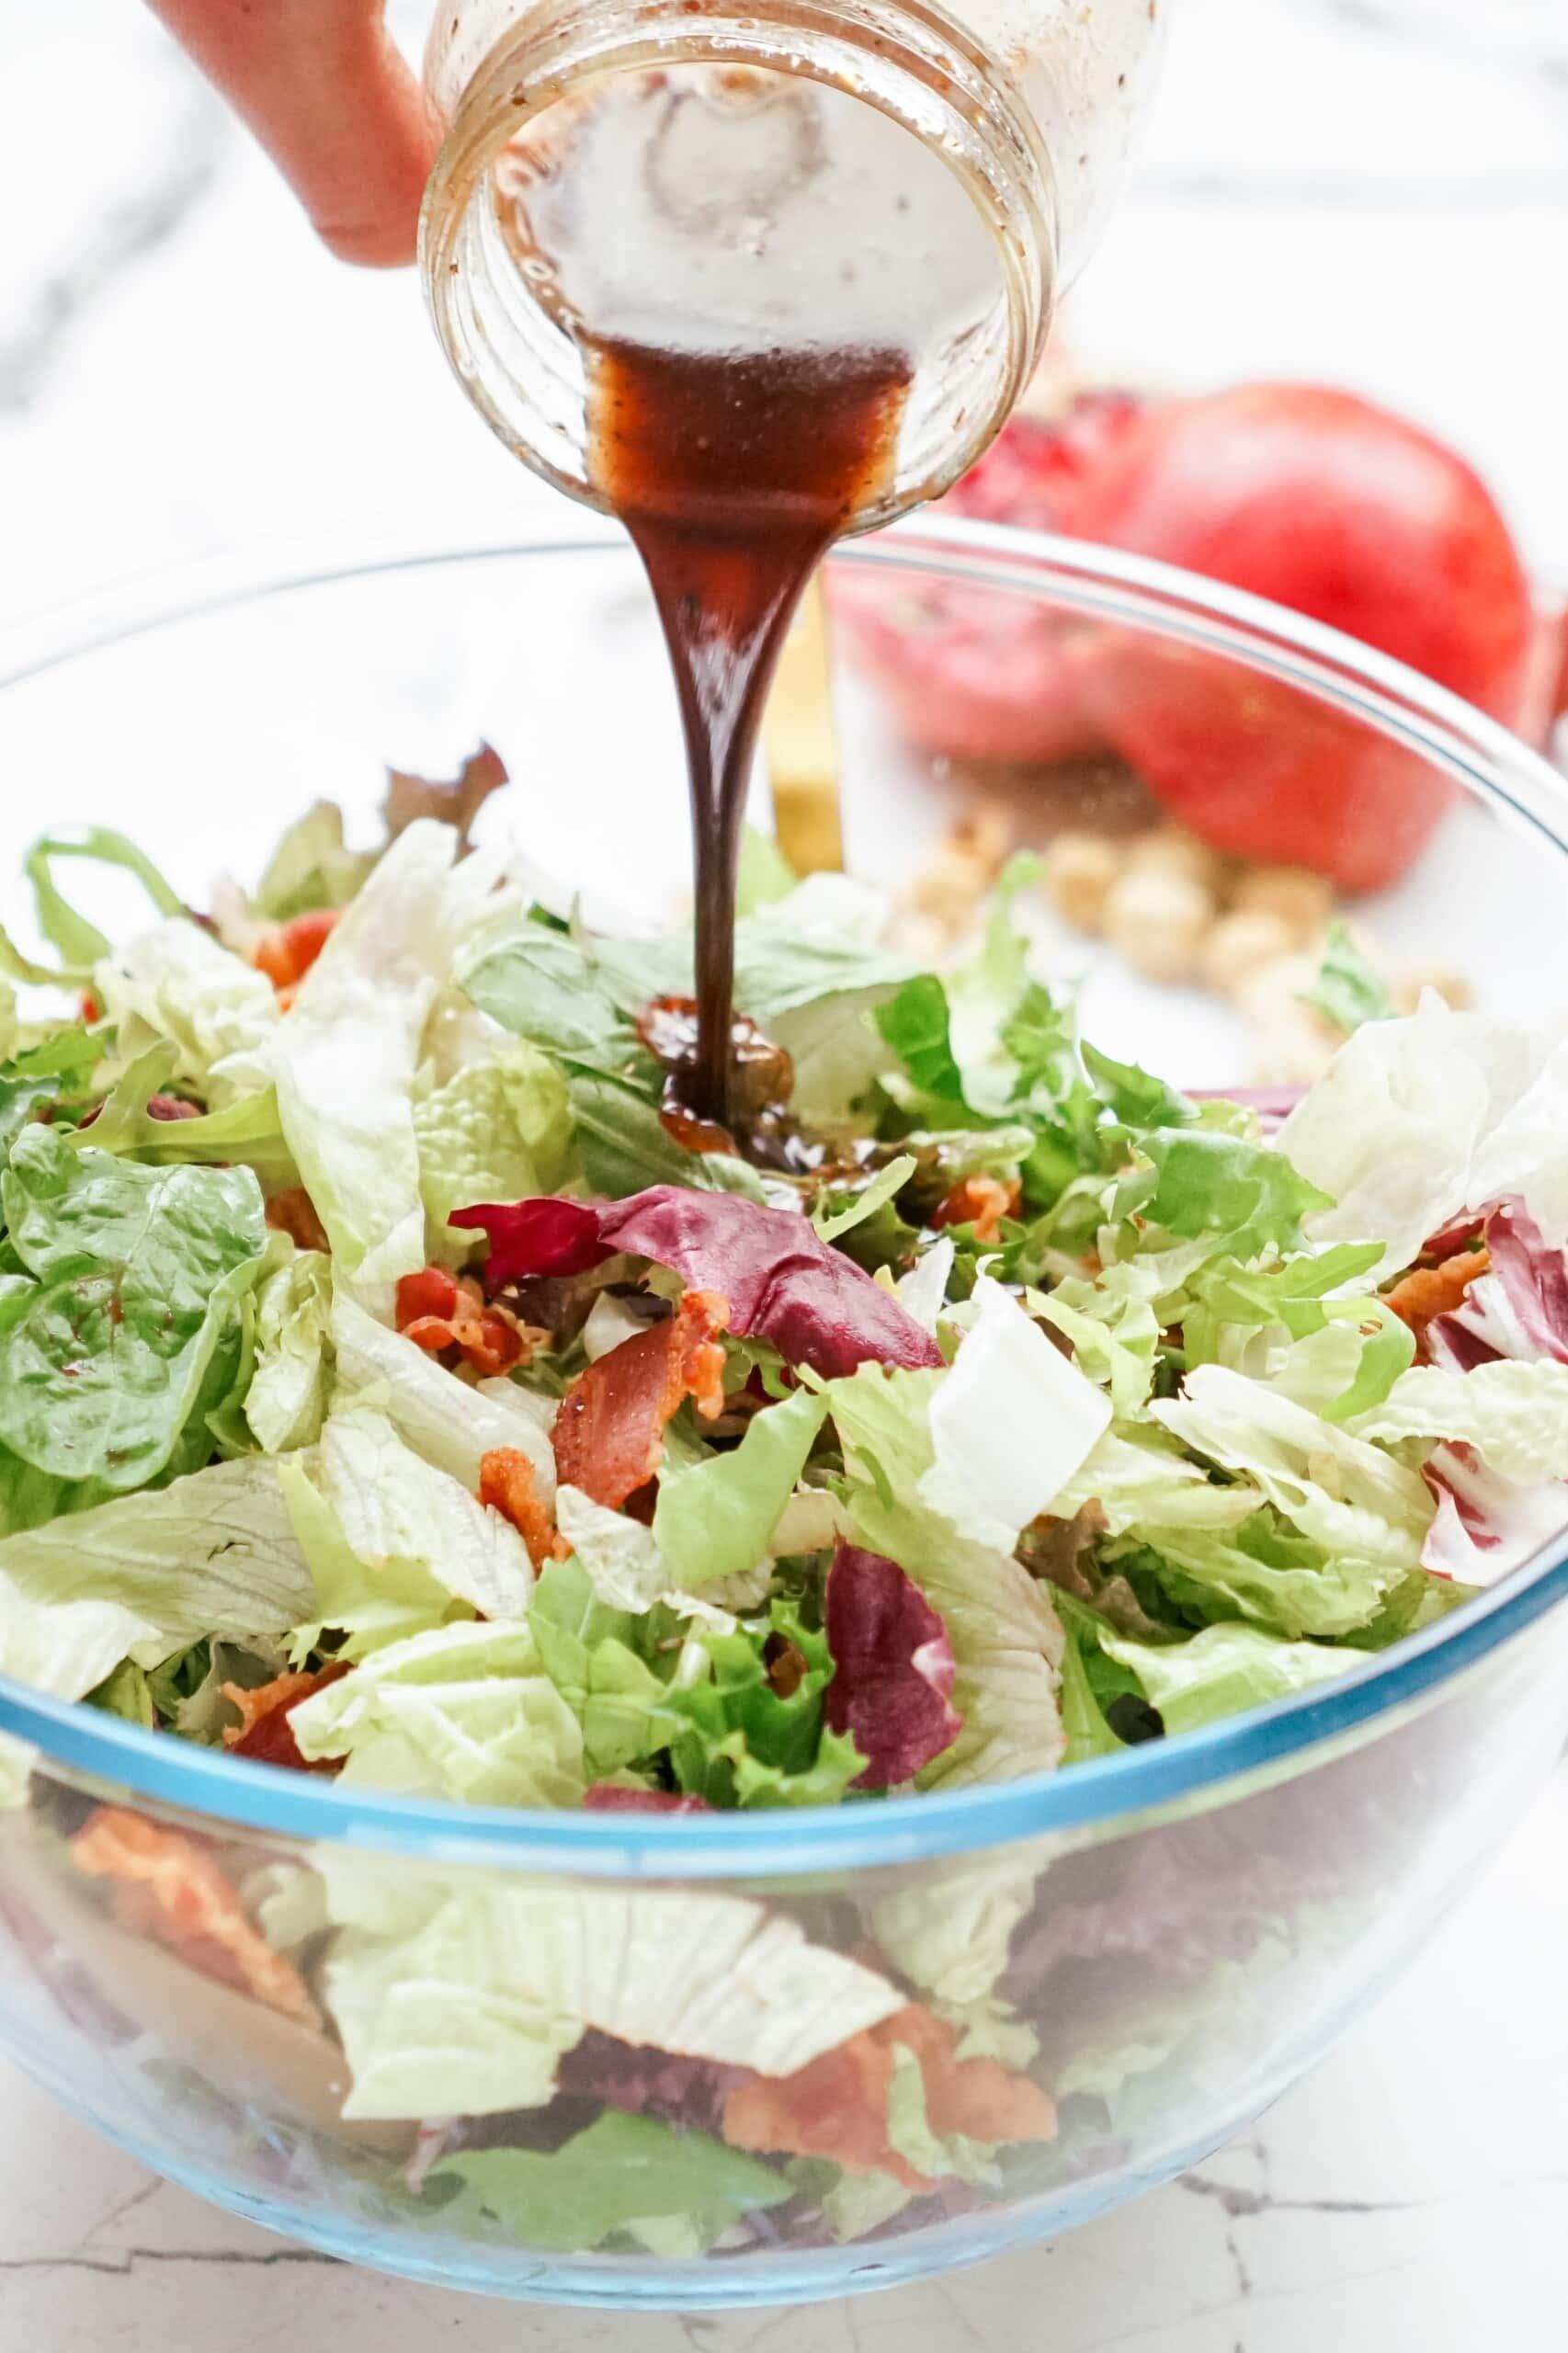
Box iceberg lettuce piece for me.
[1151,1365,1434,1574]
[330,1293,555,1500]
[315,1848,904,2120]
[290,1620,584,1806]
[926,1276,1111,1544]
[1354,1358,1568,1490]
[1278,996,1568,1274]
[93,917,279,1097]
[317,1404,533,1626]
[236,822,466,1304]
[245,1247,333,1454]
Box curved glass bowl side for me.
[3,1608,1565,2304]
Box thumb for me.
[149,0,441,266]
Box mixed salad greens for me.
[3,780,1567,2255]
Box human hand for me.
[148,2,440,265]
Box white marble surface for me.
[2,0,1568,2342]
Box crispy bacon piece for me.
[1387,1246,1491,1358]
[395,1265,527,1379]
[252,908,341,995]
[931,1174,1021,1245]
[479,1447,568,1570]
[553,1290,728,1507]
[722,2003,1056,2181]
[724,2022,926,2187]
[69,1808,320,2028]
[222,1663,351,1775]
[266,1188,331,1255]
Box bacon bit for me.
[881,2004,1057,2147]
[69,1807,320,2028]
[479,1447,569,1570]
[1387,1247,1492,1358]
[222,1663,351,1775]
[266,1188,331,1254]
[395,1264,527,1378]
[252,908,341,995]
[931,1174,1021,1245]
[722,2003,1055,2182]
[553,1290,728,1507]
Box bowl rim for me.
[2,508,1567,1877]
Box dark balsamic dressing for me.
[589,337,910,1131]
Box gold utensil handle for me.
[766,574,844,874]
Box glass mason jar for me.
[420,0,1167,523]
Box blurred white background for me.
[1,0,1566,632]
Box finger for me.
[149,0,441,266]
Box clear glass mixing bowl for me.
[1,516,1566,2310]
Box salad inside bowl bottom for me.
[0,519,1553,2296]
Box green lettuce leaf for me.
[665,1604,865,1810]
[736,825,799,917]
[885,2044,1001,2187]
[0,1024,108,1176]
[25,828,185,971]
[1139,1131,1334,1257]
[653,1387,827,1590]
[278,1453,470,1664]
[564,1069,766,1201]
[66,1040,291,1181]
[872,1855,1041,2008]
[527,1556,678,1773]
[0,1124,267,1493]
[423,2114,789,2254]
[555,1483,666,1611]
[289,1619,584,1805]
[1099,1618,1361,1733]
[1307,921,1392,1036]
[455,916,643,1074]
[254,801,376,922]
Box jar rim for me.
[418,0,1058,526]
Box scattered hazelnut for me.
[1230,865,1335,941]
[1201,910,1298,1001]
[1393,967,1474,1015]
[1043,831,1120,934]
[1102,868,1215,984]
[1126,824,1225,892]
